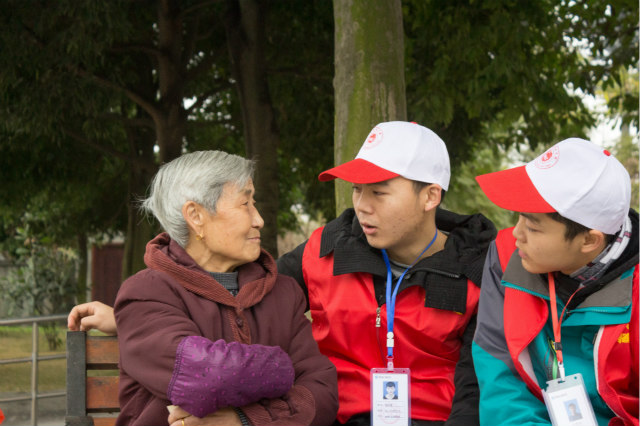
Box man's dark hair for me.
[412,181,446,204]
[547,212,616,244]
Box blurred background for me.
[0,1,637,424]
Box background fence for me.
[0,314,67,426]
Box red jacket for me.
[487,227,639,425]
[292,209,495,424]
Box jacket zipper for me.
[592,325,625,420]
[375,307,387,364]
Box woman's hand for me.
[168,406,242,426]
[67,301,117,335]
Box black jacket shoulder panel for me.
[317,208,497,312]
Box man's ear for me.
[581,230,606,255]
[182,201,204,233]
[423,184,442,212]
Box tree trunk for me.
[332,0,406,213]
[121,55,161,279]
[156,0,188,164]
[225,0,280,256]
[122,165,156,281]
[121,0,187,279]
[76,233,88,304]
[121,122,157,280]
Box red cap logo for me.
[363,126,383,149]
[534,146,560,169]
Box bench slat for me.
[92,417,118,426]
[87,376,120,411]
[86,337,119,368]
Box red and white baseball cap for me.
[318,121,451,190]
[476,138,631,234]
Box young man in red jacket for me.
[472,138,638,426]
[278,121,496,425]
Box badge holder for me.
[542,274,598,426]
[371,241,437,426]
[370,358,410,426]
[542,373,597,426]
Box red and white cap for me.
[476,138,631,234]
[318,121,451,189]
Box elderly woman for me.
[101,151,337,426]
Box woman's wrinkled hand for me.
[168,406,242,426]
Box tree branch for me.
[109,43,161,58]
[188,117,233,127]
[98,112,156,130]
[19,19,163,123]
[182,12,200,68]
[186,80,234,113]
[180,0,224,18]
[267,65,332,82]
[63,126,156,171]
[185,53,218,81]
[20,24,46,50]
[69,65,163,122]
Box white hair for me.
[141,151,255,247]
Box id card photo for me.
[542,374,597,426]
[370,369,410,426]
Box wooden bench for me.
[65,331,120,426]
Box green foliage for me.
[446,127,639,230]
[403,0,638,167]
[0,0,637,268]
[0,0,336,257]
[443,145,519,230]
[1,222,78,349]
[266,0,336,225]
[563,1,639,128]
[403,0,638,229]
[0,0,140,262]
[598,66,639,122]
[0,0,248,275]
[609,133,639,209]
[596,66,639,208]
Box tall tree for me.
[225,0,280,255]
[265,0,335,233]
[404,0,638,165]
[0,0,291,282]
[402,0,637,216]
[1,0,636,293]
[332,0,406,213]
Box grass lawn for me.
[0,324,67,393]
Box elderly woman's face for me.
[198,179,264,272]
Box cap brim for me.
[475,165,556,213]
[318,158,399,183]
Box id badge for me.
[542,373,597,426]
[370,368,410,426]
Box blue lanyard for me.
[381,229,438,365]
